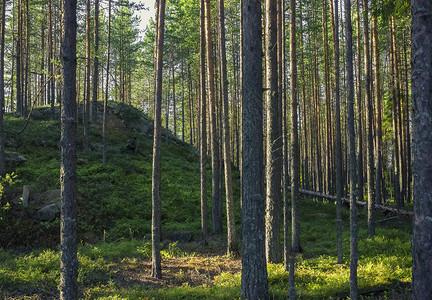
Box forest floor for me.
[0,103,413,299]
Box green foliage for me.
[0,173,19,220]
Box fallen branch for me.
[376,216,399,224]
[287,186,413,216]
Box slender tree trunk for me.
[330,0,343,264]
[92,0,99,122]
[83,0,91,154]
[151,0,166,279]
[240,0,268,297]
[0,0,6,176]
[289,0,299,297]
[345,0,358,298]
[218,0,238,255]
[102,0,112,165]
[361,0,375,236]
[402,29,411,203]
[389,19,401,208]
[172,59,176,137]
[372,9,382,207]
[59,0,78,296]
[355,0,364,204]
[411,1,432,298]
[323,0,332,195]
[16,0,22,117]
[199,0,208,245]
[265,0,282,263]
[204,0,222,235]
[181,58,185,142]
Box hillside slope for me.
[2,102,222,248]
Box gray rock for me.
[33,189,61,205]
[36,202,61,221]
[5,152,26,169]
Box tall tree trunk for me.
[83,0,91,154]
[16,0,22,117]
[402,29,411,203]
[0,0,6,176]
[204,0,222,235]
[40,18,45,107]
[48,0,54,118]
[323,0,332,195]
[372,8,383,207]
[218,0,238,255]
[389,19,401,208]
[345,0,358,298]
[102,0,112,165]
[411,1,432,298]
[289,0,299,297]
[172,59,176,137]
[265,0,282,264]
[240,0,268,297]
[361,0,374,236]
[330,0,343,264]
[92,0,99,122]
[151,0,166,279]
[59,0,78,296]
[181,58,185,142]
[355,0,364,204]
[199,0,208,245]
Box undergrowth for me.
[0,103,413,299]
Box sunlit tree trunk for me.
[371,8,382,207]
[265,0,282,263]
[102,0,112,165]
[151,0,166,279]
[330,0,343,265]
[199,0,208,245]
[289,0,299,297]
[204,0,222,235]
[389,18,401,208]
[83,0,91,154]
[361,0,374,237]
[0,0,6,176]
[218,0,238,256]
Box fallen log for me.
[287,186,413,216]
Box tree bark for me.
[59,0,78,296]
[289,0,299,296]
[344,0,358,298]
[204,0,222,236]
[361,0,375,237]
[265,0,282,264]
[0,0,6,176]
[330,0,343,264]
[102,0,112,165]
[240,0,268,297]
[218,0,238,256]
[355,0,364,205]
[151,0,166,279]
[199,0,208,245]
[371,8,382,207]
[83,0,91,154]
[411,1,432,298]
[92,0,99,122]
